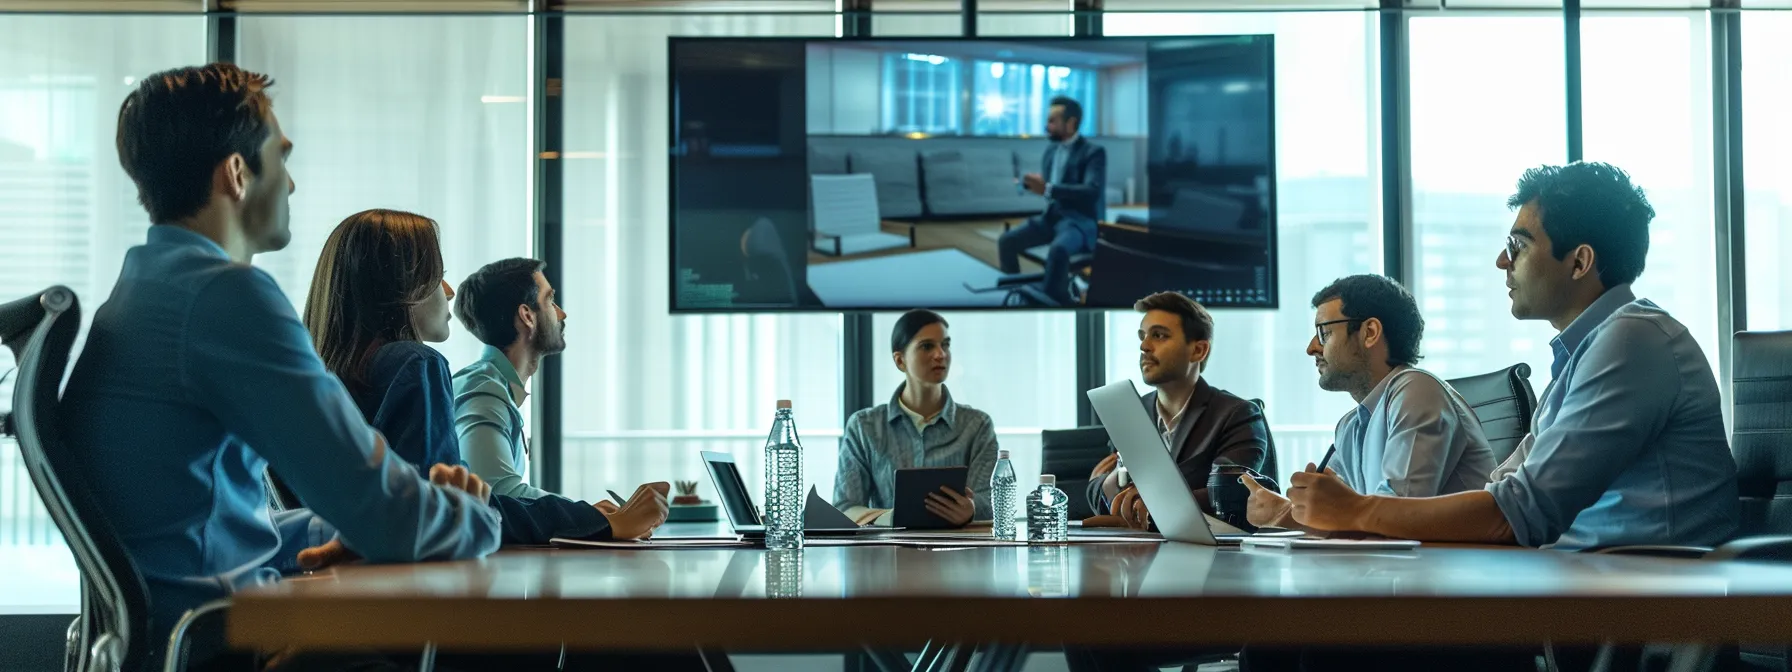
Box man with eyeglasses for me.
[1243,274,1494,531]
[1281,162,1737,554]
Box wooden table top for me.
[229,532,1792,651]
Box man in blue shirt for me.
[451,257,566,499]
[59,63,501,656]
[1286,162,1738,551]
[1246,275,1495,531]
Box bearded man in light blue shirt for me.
[1250,274,1496,533]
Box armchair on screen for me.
[809,173,914,257]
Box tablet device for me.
[893,466,970,530]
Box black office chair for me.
[1733,331,1792,540]
[1721,330,1792,671]
[1249,398,1280,487]
[1041,426,1111,520]
[1,287,150,672]
[972,252,1095,307]
[1,288,244,672]
[1447,363,1538,465]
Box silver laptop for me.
[1086,380,1252,546]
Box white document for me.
[550,537,751,550]
[804,537,1028,548]
[1239,537,1421,551]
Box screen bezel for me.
[701,450,764,529]
[667,34,1280,314]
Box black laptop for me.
[700,451,895,537]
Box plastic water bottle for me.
[1025,474,1068,542]
[763,400,804,550]
[990,450,1019,540]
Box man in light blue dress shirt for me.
[1284,162,1738,552]
[1309,276,1494,499]
[58,64,501,662]
[1247,275,1494,531]
[451,257,566,500]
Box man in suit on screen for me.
[997,95,1106,305]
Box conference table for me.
[228,523,1792,666]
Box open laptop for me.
[1086,380,1255,546]
[700,451,891,537]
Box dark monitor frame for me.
[668,34,1279,314]
[701,450,765,532]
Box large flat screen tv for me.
[670,35,1277,312]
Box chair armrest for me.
[1589,545,1713,559]
[996,272,1044,288]
[810,231,843,257]
[1706,535,1792,562]
[163,599,231,672]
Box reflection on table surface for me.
[249,537,1789,602]
[230,523,1792,651]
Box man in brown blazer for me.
[1086,291,1272,530]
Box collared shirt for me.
[1331,366,1496,497]
[1046,135,1081,199]
[833,385,1000,519]
[358,341,609,544]
[1156,391,1192,452]
[60,225,500,646]
[1487,284,1738,550]
[453,345,546,500]
[896,397,937,431]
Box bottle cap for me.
[776,399,792,410]
[1039,474,1056,485]
[998,449,1010,459]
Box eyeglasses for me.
[1505,233,1530,262]
[1314,319,1364,346]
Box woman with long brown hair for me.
[302,208,670,544]
[304,208,459,468]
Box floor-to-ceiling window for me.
[1102,11,1382,483]
[1582,12,1721,386]
[236,15,533,373]
[560,13,846,503]
[1743,12,1792,331]
[1407,16,1565,394]
[0,13,205,615]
